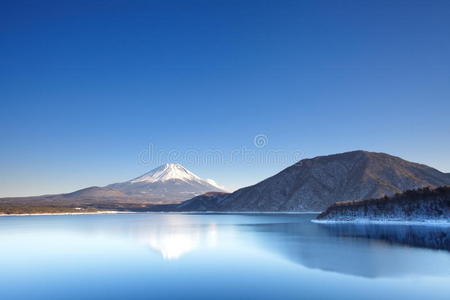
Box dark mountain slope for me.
[176,192,229,211]
[179,151,450,212]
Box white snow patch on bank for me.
[311,218,450,226]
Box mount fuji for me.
[0,164,226,211]
[106,163,226,203]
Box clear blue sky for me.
[1,0,449,196]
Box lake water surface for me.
[0,213,449,299]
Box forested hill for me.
[316,186,450,223]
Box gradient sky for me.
[1,0,450,197]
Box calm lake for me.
[0,213,449,300]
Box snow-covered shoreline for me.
[311,218,450,226]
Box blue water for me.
[0,213,449,300]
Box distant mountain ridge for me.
[178,151,450,212]
[2,151,450,214]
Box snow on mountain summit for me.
[130,163,201,183]
[204,178,225,190]
[129,163,226,190]
[106,163,227,203]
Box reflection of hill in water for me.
[243,220,450,278]
[321,223,450,251]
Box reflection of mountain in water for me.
[131,215,218,260]
[44,213,449,277]
[145,224,217,259]
[146,228,200,259]
[243,217,450,278]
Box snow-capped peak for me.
[129,164,226,191]
[130,163,200,183]
[129,164,225,191]
[204,178,225,190]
